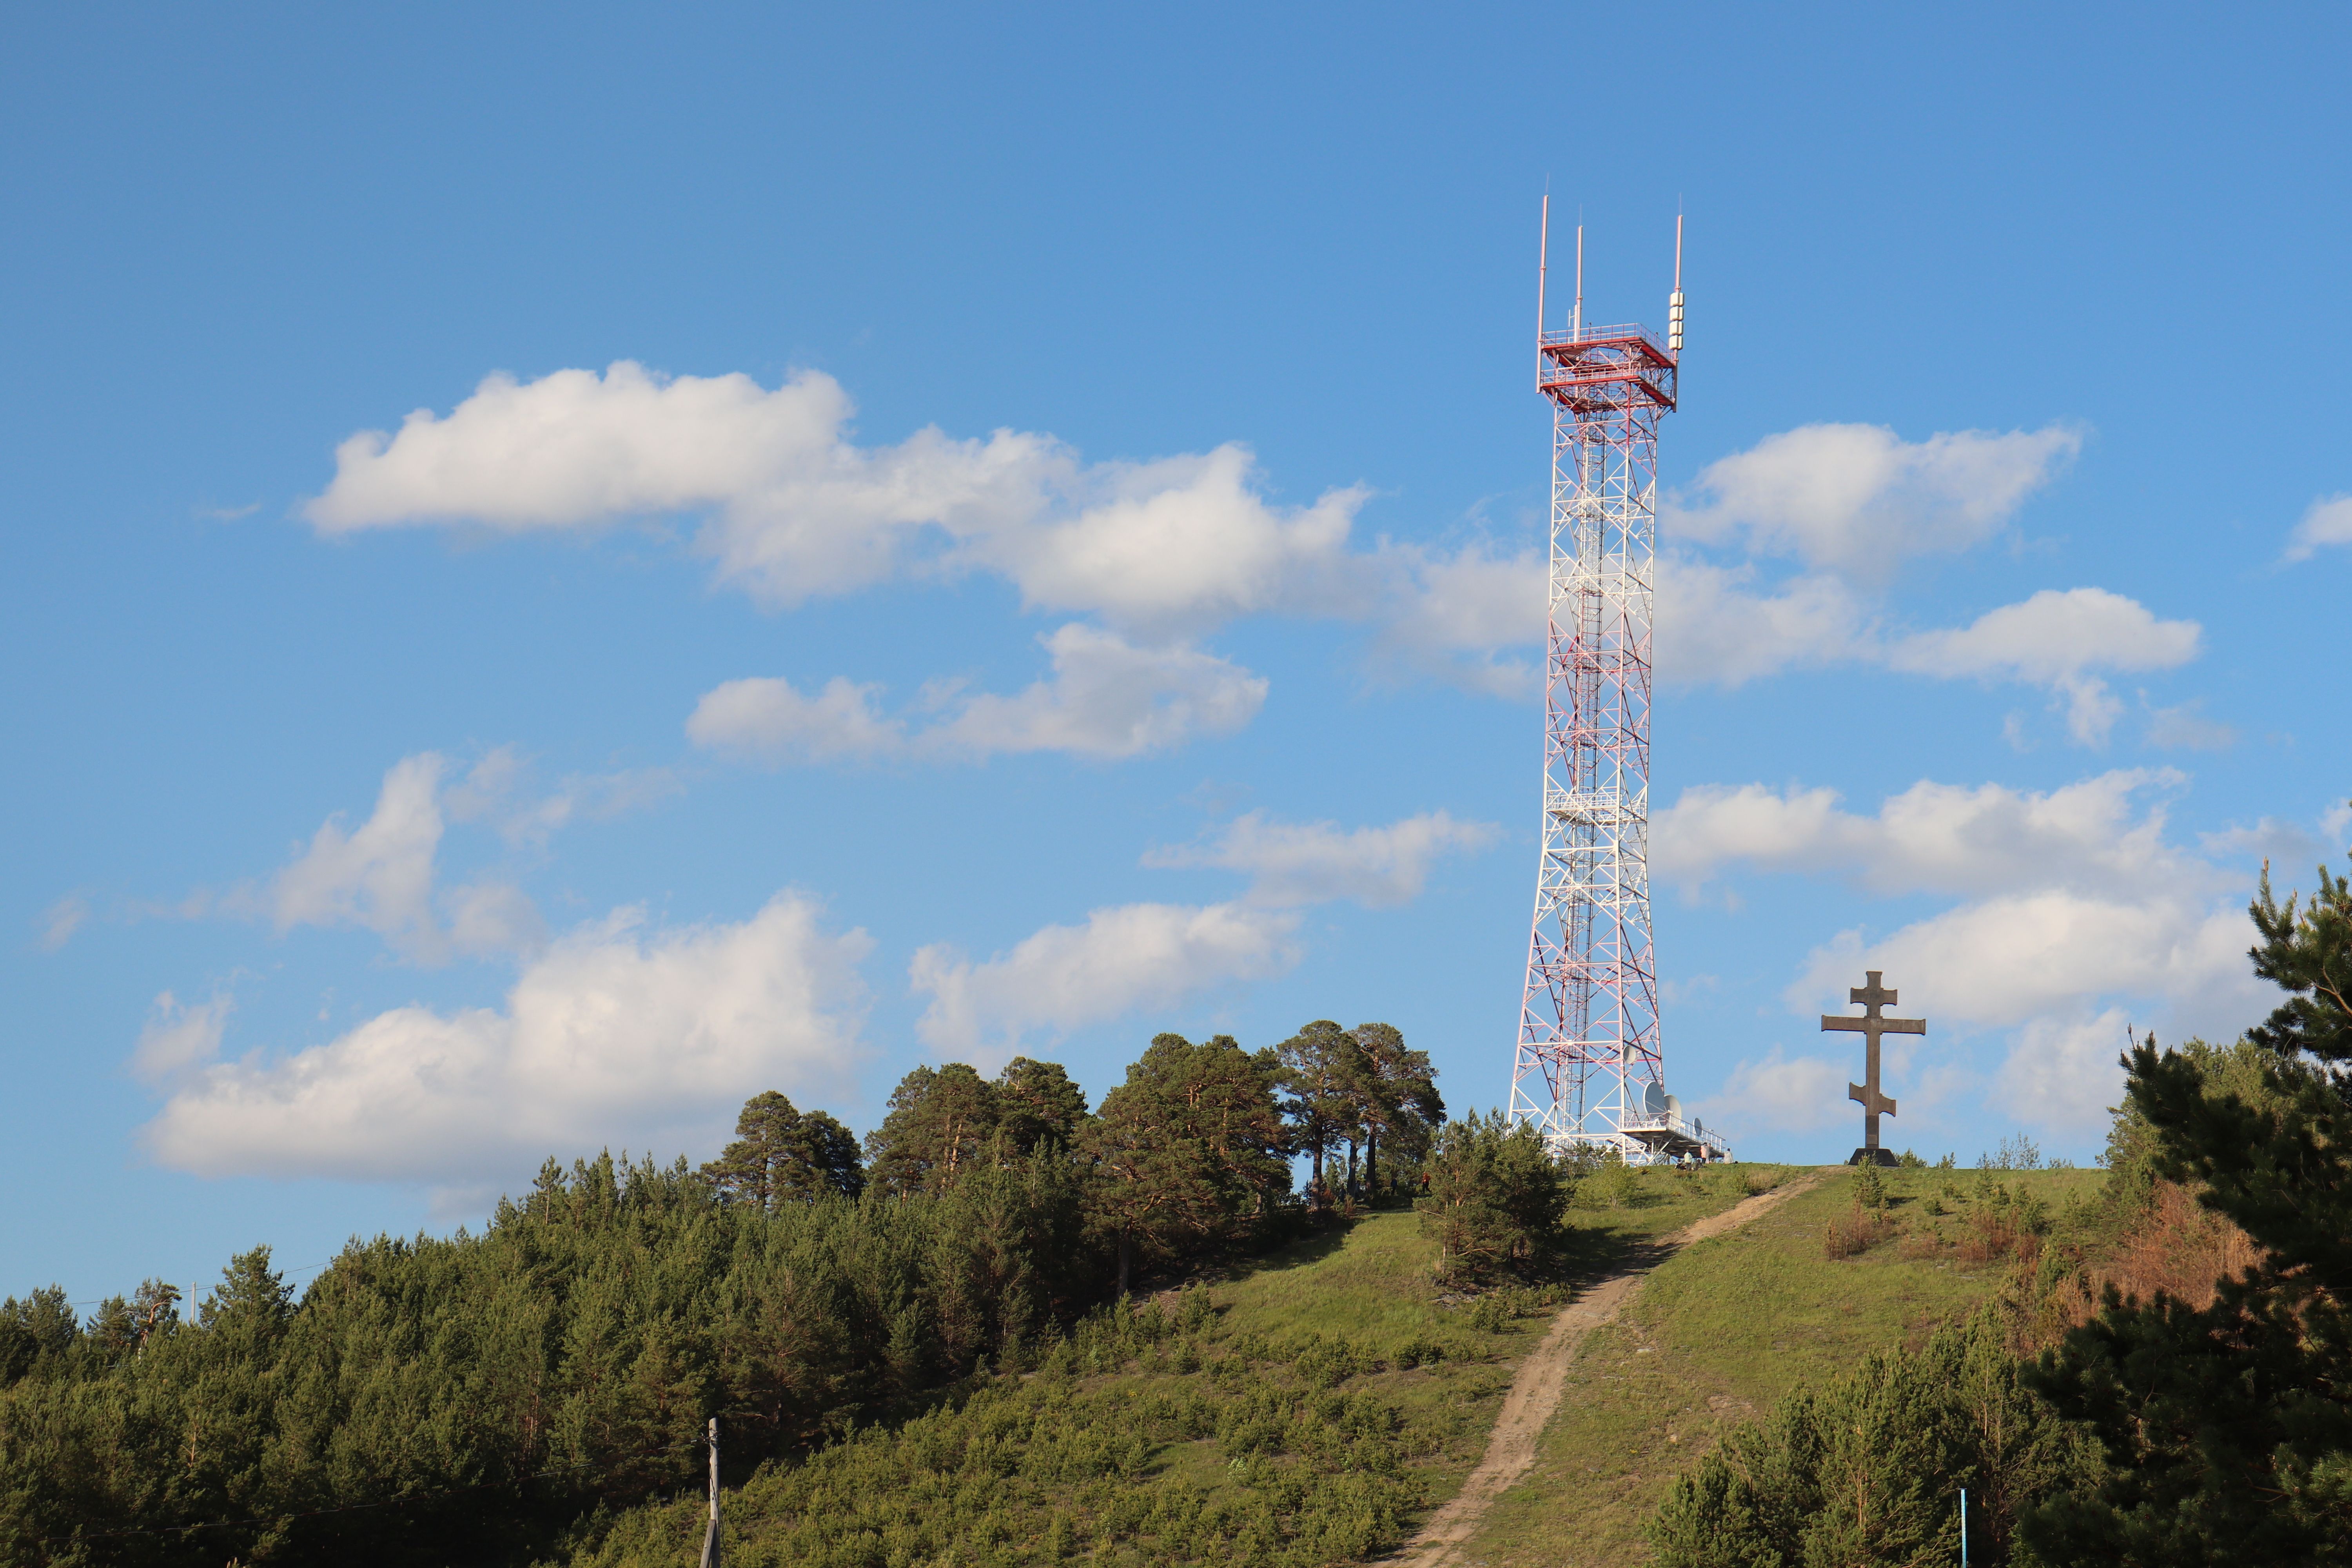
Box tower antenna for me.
[1573,223,1584,338]
[1515,227,1726,1167]
[1669,211,1686,355]
[1537,195,1550,350]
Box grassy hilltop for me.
[1463,1163,2105,1566]
[563,1160,2082,1568]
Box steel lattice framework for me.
[1510,217,1728,1164]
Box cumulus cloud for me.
[1655,768,2209,901]
[1889,588,2200,744]
[688,676,905,762]
[250,754,546,962]
[1662,766,2273,1134]
[1791,892,2256,1034]
[141,893,871,1183]
[927,626,1267,759]
[909,805,1487,1058]
[1654,557,1875,686]
[1696,1049,1850,1134]
[1143,809,1499,907]
[1669,422,2082,574]
[2284,494,2352,562]
[1647,565,2196,739]
[688,625,1267,764]
[909,902,1300,1062]
[307,370,2197,731]
[1352,541,1542,695]
[958,447,1373,634]
[131,991,233,1084]
[305,363,1374,630]
[1995,1008,2134,1136]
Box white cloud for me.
[38,895,87,952]
[2285,494,2352,562]
[687,676,905,762]
[2145,699,2237,752]
[252,754,547,962]
[1792,892,2256,1033]
[443,747,682,845]
[1656,768,2208,902]
[307,363,1057,605]
[928,626,1267,759]
[960,446,1373,635]
[1697,1049,1849,1134]
[1669,422,2081,574]
[141,893,871,1183]
[1662,766,2269,1103]
[1655,556,1875,686]
[307,371,2191,733]
[909,902,1300,1062]
[1995,1008,2133,1136]
[1648,566,2196,740]
[688,625,1267,764]
[1889,588,2200,744]
[1365,541,1544,696]
[131,991,233,1084]
[265,754,452,956]
[305,363,1375,630]
[1143,809,1499,907]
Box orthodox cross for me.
[1821,970,1924,1167]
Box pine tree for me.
[995,1056,1089,1153]
[1274,1020,1360,1205]
[1080,1033,1290,1293]
[864,1063,1002,1194]
[703,1091,866,1209]
[1652,1314,2086,1567]
[1349,1022,1444,1201]
[1414,1111,1566,1282]
[2022,855,2352,1563]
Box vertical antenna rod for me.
[1537,196,1550,348]
[1668,212,1686,355]
[1573,224,1584,338]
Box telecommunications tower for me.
[1509,205,1728,1165]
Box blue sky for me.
[7,3,2349,1302]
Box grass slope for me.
[554,1167,1777,1568]
[1461,1165,2107,1566]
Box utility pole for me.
[700,1417,720,1568]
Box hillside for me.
[559,1160,2115,1568]
[554,1164,1938,1567]
[1458,1163,2105,1566]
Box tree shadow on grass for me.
[1218,1214,1365,1284]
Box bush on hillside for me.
[1413,1112,1569,1284]
[1649,1312,2094,1568]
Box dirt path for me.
[1390,1172,1824,1568]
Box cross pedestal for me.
[1822,970,1924,1168]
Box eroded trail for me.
[1390,1173,1823,1568]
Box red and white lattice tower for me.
[1510,208,1728,1165]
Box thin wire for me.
[46,1258,337,1311]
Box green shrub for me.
[1648,1313,2093,1567]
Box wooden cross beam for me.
[1821,969,1924,1164]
